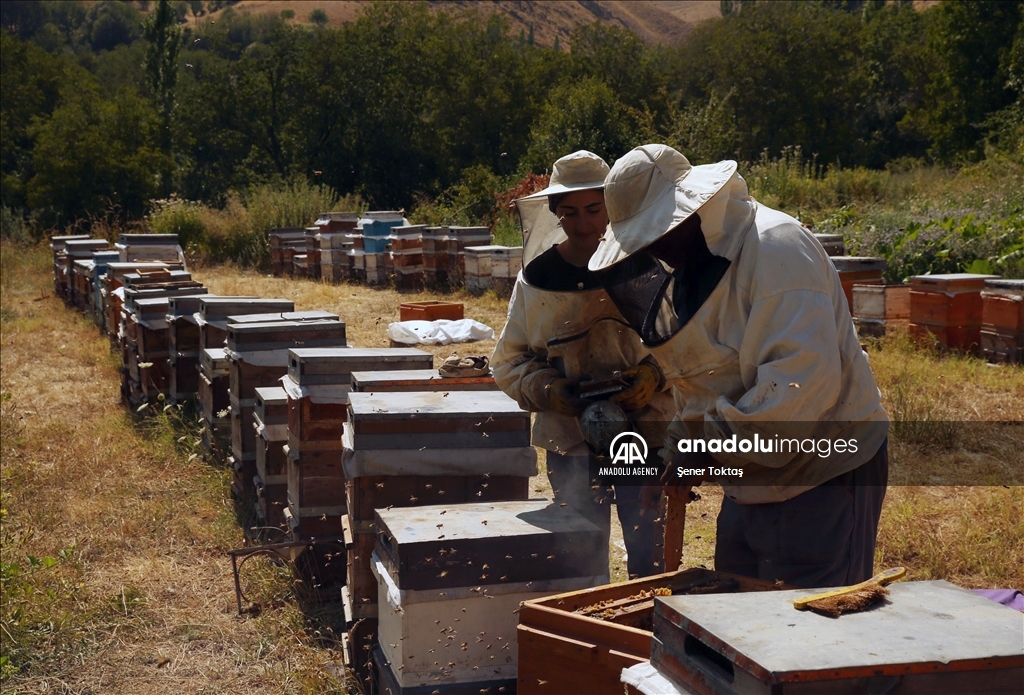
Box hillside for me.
[189,0,710,47]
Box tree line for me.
[1,0,1021,233]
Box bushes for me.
[146,179,352,269]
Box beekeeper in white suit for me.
[491,150,674,578]
[588,144,890,588]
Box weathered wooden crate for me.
[287,347,433,387]
[198,296,295,349]
[814,232,846,257]
[198,349,230,424]
[981,280,1024,359]
[651,580,1024,695]
[168,352,199,403]
[517,568,784,695]
[227,318,346,355]
[373,501,605,691]
[851,283,910,320]
[346,391,530,450]
[315,211,360,234]
[350,369,496,393]
[255,387,289,528]
[398,301,464,322]
[830,256,886,308]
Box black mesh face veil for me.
[593,252,680,347]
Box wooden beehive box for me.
[830,256,886,308]
[650,580,1024,695]
[350,368,495,392]
[254,387,289,528]
[198,297,292,350]
[346,391,529,451]
[981,278,1024,363]
[287,347,433,388]
[813,232,845,256]
[315,211,359,234]
[517,568,785,695]
[852,283,910,320]
[909,273,999,353]
[464,245,502,292]
[116,233,183,264]
[374,501,606,691]
[398,301,464,322]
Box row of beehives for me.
[50,236,606,693]
[269,211,524,294]
[828,253,1023,363]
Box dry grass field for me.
[2,244,1022,692]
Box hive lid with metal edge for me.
[350,368,498,393]
[227,319,347,353]
[122,270,194,288]
[374,500,607,591]
[829,256,887,272]
[286,347,432,386]
[201,347,230,374]
[226,309,339,325]
[347,390,529,450]
[123,286,207,313]
[63,239,111,258]
[651,580,1024,695]
[49,235,90,251]
[167,294,215,321]
[198,297,294,327]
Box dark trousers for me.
[546,451,660,579]
[715,440,889,589]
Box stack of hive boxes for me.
[851,284,910,338]
[196,297,294,456]
[909,273,999,353]
[102,262,184,338]
[86,251,121,323]
[341,389,537,682]
[167,295,211,403]
[464,245,523,294]
[830,256,887,309]
[491,246,524,296]
[225,311,347,500]
[280,347,433,543]
[371,501,605,695]
[50,235,90,297]
[254,386,290,530]
[464,245,500,293]
[354,212,407,285]
[444,226,492,286]
[119,270,207,407]
[59,239,111,304]
[71,249,119,314]
[116,233,184,265]
[389,224,426,289]
[980,278,1024,363]
[421,226,450,286]
[269,228,306,276]
[302,227,320,280]
[316,212,359,282]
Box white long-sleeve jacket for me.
[648,173,889,503]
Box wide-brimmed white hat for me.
[588,144,737,271]
[516,150,610,266]
[520,150,610,201]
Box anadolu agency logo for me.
[609,431,648,465]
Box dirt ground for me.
[2,247,1021,693]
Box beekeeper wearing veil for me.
[491,150,674,579]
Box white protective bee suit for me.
[589,145,890,587]
[490,151,675,578]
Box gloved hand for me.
[609,363,661,411]
[545,377,591,417]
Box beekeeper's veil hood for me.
[587,144,755,346]
[514,150,610,267]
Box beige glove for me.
[545,377,591,417]
[609,363,661,411]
